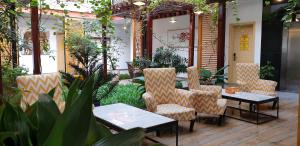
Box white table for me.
[222,89,279,124]
[93,103,178,146]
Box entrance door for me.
[228,23,255,83]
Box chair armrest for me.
[199,85,222,97]
[142,92,157,112]
[175,89,195,108]
[190,89,225,115]
[256,79,277,92]
[190,90,217,101]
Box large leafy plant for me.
[0,75,145,146]
[60,34,117,104]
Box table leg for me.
[256,104,259,124]
[249,103,253,112]
[277,98,279,118]
[176,121,178,146]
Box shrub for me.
[119,74,131,80]
[99,84,145,109]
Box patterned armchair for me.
[143,68,196,131]
[236,63,277,96]
[16,73,65,112]
[187,66,227,123]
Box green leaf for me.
[27,94,60,145]
[47,88,56,98]
[65,79,81,109]
[0,102,32,146]
[86,116,112,145]
[93,128,145,146]
[43,76,95,146]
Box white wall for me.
[152,15,199,67]
[18,15,62,74]
[113,22,132,69]
[225,0,263,65]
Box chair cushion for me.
[156,104,195,121]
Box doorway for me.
[228,23,255,83]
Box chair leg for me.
[218,115,223,126]
[189,120,195,132]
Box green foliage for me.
[0,75,146,146]
[260,61,275,79]
[119,74,131,80]
[152,47,187,73]
[133,57,152,70]
[281,0,298,27]
[60,34,116,97]
[1,63,28,99]
[99,84,146,109]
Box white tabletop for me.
[93,103,175,130]
[222,89,276,102]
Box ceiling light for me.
[133,1,145,6]
[169,17,176,23]
[273,0,284,3]
[194,10,203,15]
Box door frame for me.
[228,22,256,82]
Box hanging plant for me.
[265,0,299,28]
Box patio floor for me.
[145,91,298,146]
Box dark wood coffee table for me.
[93,103,178,146]
[222,90,279,124]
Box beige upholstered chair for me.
[187,66,227,123]
[236,63,277,96]
[16,73,65,112]
[143,68,196,131]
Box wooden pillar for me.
[188,12,195,66]
[31,6,41,74]
[197,14,203,69]
[146,16,153,59]
[102,25,108,80]
[217,0,226,69]
[9,3,18,68]
[141,20,146,57]
[132,19,137,60]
